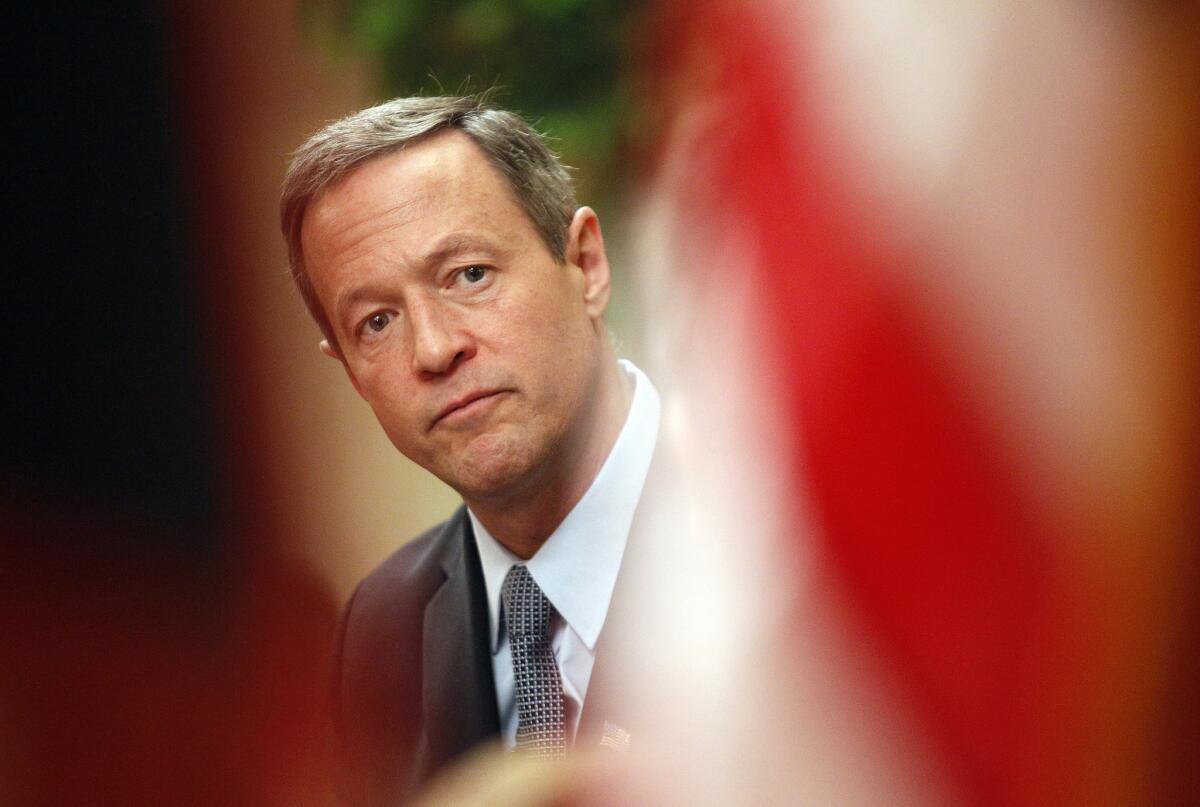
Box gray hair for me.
[280,95,577,348]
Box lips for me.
[432,389,508,428]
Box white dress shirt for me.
[469,359,660,747]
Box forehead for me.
[300,130,535,267]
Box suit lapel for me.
[422,511,500,773]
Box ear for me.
[320,339,366,399]
[565,206,611,319]
[318,339,339,360]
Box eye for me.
[460,265,488,284]
[361,311,392,335]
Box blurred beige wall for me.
[171,2,461,601]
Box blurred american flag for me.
[600,2,1199,804]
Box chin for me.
[438,431,542,501]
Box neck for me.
[467,352,632,559]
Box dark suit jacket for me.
[332,489,660,806]
[332,508,493,805]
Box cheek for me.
[499,275,587,348]
[375,404,437,470]
[355,367,420,436]
[350,337,411,394]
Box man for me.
[280,96,660,804]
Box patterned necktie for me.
[501,564,566,759]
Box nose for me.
[408,295,474,376]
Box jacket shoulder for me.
[344,506,468,639]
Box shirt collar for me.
[471,359,661,653]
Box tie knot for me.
[501,565,553,640]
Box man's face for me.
[301,131,610,501]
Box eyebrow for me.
[335,282,400,323]
[419,232,507,268]
[332,233,511,321]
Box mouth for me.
[432,389,509,429]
